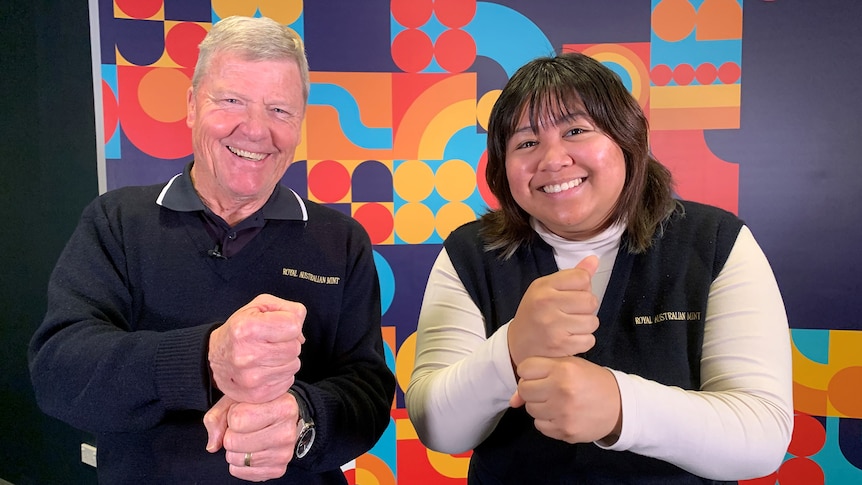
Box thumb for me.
[575,255,599,277]
[247,293,308,319]
[509,389,525,408]
[203,397,231,453]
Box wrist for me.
[288,388,316,459]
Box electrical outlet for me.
[81,443,97,467]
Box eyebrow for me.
[513,109,590,134]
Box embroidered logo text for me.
[282,268,341,285]
[634,311,702,325]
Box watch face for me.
[296,424,316,458]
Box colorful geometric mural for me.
[90,0,862,483]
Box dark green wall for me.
[1,1,98,483]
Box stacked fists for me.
[204,294,307,481]
[507,256,622,444]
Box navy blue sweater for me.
[29,181,395,484]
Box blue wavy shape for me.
[466,2,555,77]
[308,83,392,150]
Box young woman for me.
[406,52,792,484]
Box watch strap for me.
[288,388,315,458]
[288,388,312,423]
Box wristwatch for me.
[288,389,316,459]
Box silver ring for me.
[244,452,252,467]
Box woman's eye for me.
[517,140,537,149]
[566,128,585,136]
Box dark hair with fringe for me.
[480,51,678,259]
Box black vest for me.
[444,201,743,485]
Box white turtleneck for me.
[405,222,793,481]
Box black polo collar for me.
[155,162,307,221]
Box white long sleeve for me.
[602,226,794,479]
[404,247,517,454]
[405,225,793,479]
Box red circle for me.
[117,66,191,159]
[435,29,476,73]
[777,457,824,485]
[672,64,695,86]
[102,80,119,141]
[115,0,161,19]
[787,413,826,457]
[477,151,499,210]
[391,0,434,28]
[166,22,208,68]
[391,29,434,73]
[651,64,673,86]
[718,61,741,84]
[353,203,394,244]
[308,160,351,203]
[695,63,717,85]
[434,0,477,28]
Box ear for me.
[186,86,196,129]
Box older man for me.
[29,16,394,484]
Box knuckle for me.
[202,413,217,428]
[222,433,236,450]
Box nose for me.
[238,105,269,141]
[537,138,573,172]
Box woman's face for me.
[505,103,626,240]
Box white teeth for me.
[542,178,583,194]
[227,146,266,161]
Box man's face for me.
[187,51,305,211]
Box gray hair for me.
[192,16,310,103]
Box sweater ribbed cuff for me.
[154,324,214,411]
